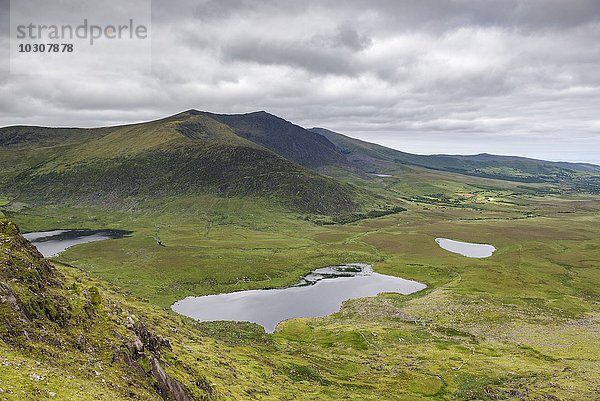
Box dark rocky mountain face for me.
[207,111,348,168]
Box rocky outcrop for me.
[137,322,170,351]
[148,356,195,401]
[119,315,206,401]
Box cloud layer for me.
[1,0,599,163]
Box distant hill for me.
[310,127,600,189]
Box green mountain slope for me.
[0,112,377,216]
[3,109,598,219]
[4,196,600,400]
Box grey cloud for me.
[329,24,372,51]
[0,0,8,77]
[0,0,599,163]
[153,0,600,31]
[222,37,361,76]
[342,0,600,31]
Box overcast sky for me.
[1,0,599,164]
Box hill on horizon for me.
[308,127,600,181]
[1,109,599,217]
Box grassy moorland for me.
[1,111,599,399]
[2,181,599,400]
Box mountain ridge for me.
[2,110,596,171]
[309,126,600,189]
[1,110,599,215]
[309,127,600,172]
[0,111,384,217]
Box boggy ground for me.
[2,190,600,400]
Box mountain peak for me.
[207,111,347,168]
[179,109,202,116]
[171,109,276,120]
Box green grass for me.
[2,160,600,400]
[6,195,386,306]
[3,111,600,399]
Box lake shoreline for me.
[24,229,131,257]
[172,263,426,333]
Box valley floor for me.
[1,193,600,400]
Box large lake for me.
[172,263,426,333]
[435,238,496,258]
[24,229,129,257]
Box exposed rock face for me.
[125,315,135,329]
[148,356,195,401]
[136,322,171,354]
[119,318,204,401]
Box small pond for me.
[435,238,496,258]
[24,229,130,257]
